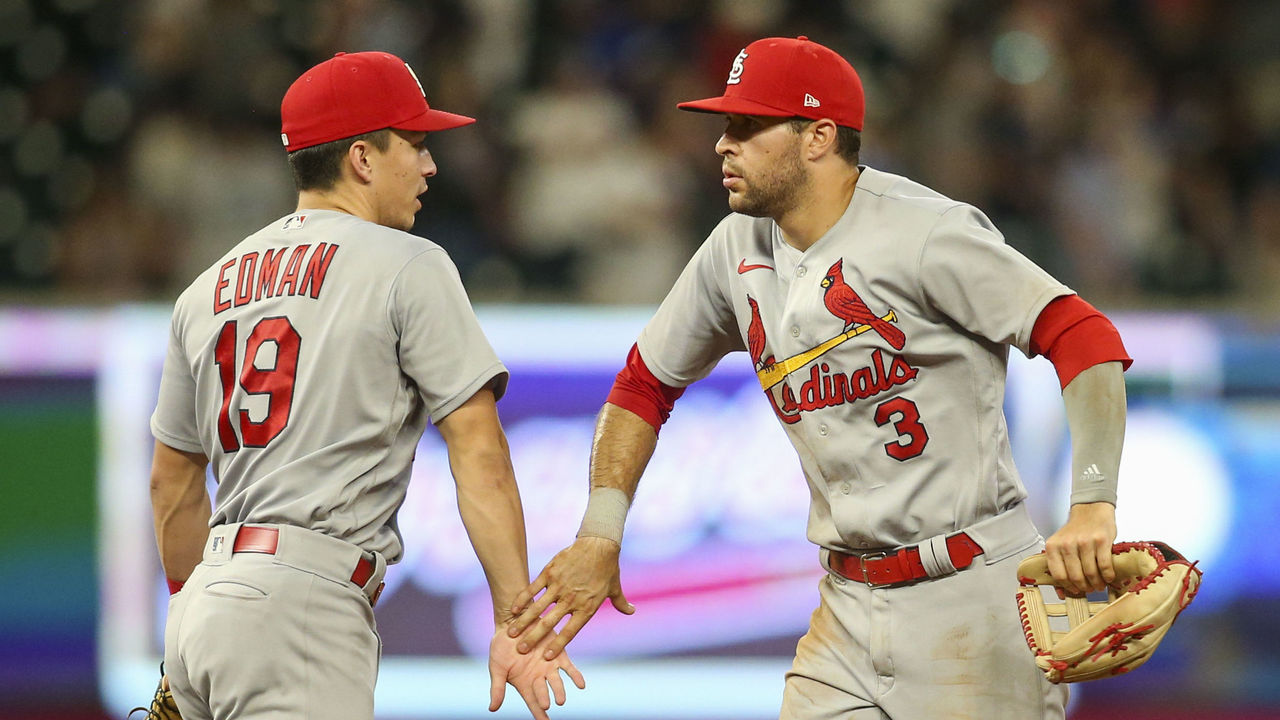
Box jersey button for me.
[790,326,800,337]
[840,482,851,494]
[818,424,829,436]
[796,266,807,277]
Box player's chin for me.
[727,194,767,218]
[393,211,418,232]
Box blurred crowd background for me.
[3,2,1280,719]
[1,0,1278,312]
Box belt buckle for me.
[859,551,888,586]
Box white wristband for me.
[577,487,630,544]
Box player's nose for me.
[420,149,437,178]
[715,133,736,157]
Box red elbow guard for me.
[1030,295,1133,389]
[605,345,685,434]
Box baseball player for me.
[506,37,1132,719]
[147,51,583,720]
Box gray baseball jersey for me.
[151,209,507,563]
[636,166,1072,553]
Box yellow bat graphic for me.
[756,310,898,391]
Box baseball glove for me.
[128,667,183,720]
[1015,540,1201,684]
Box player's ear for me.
[345,139,376,183]
[805,118,840,161]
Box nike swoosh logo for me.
[737,259,774,274]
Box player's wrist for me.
[576,487,630,545]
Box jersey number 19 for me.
[214,316,300,452]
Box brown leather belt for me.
[829,533,984,588]
[233,526,382,605]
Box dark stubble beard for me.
[727,137,811,219]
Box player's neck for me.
[775,166,860,252]
[296,186,378,225]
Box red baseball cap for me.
[678,36,865,131]
[280,51,475,152]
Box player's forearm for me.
[452,443,532,625]
[1061,361,1127,505]
[437,389,533,623]
[575,403,658,543]
[149,442,212,583]
[589,403,657,496]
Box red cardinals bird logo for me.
[820,259,906,350]
[746,295,775,371]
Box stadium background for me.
[2,0,1278,719]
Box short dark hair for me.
[788,119,860,166]
[287,129,391,191]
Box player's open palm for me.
[489,626,585,720]
[508,536,634,660]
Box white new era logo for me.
[804,93,820,108]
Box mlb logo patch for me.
[282,214,307,230]
[211,536,224,553]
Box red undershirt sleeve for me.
[605,344,686,435]
[1029,294,1134,390]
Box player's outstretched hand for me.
[507,536,634,660]
[489,624,585,720]
[1043,501,1118,596]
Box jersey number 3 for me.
[214,317,300,452]
[873,397,929,461]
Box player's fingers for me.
[511,593,559,644]
[1096,542,1116,585]
[549,669,567,706]
[509,588,553,636]
[536,601,573,635]
[562,656,586,689]
[516,686,551,720]
[511,568,552,616]
[543,611,594,660]
[488,670,506,712]
[610,585,636,615]
[530,675,552,713]
[1045,546,1070,595]
[516,619,551,654]
[1047,544,1084,596]
[1079,544,1107,593]
[509,587,538,618]
[518,608,572,654]
[1059,547,1088,596]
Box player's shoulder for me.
[705,211,774,254]
[854,166,970,217]
[855,166,1001,240]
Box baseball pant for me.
[780,508,1068,720]
[164,523,386,720]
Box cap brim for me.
[397,108,477,132]
[677,95,797,117]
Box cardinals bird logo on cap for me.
[727,49,748,85]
